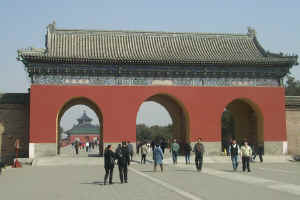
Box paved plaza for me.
[0,157,299,200]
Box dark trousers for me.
[104,167,114,184]
[195,155,203,171]
[154,162,163,172]
[141,154,146,164]
[118,164,128,183]
[172,151,178,164]
[242,156,250,171]
[185,152,190,164]
[253,153,263,162]
[75,148,79,155]
[130,152,133,161]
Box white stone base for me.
[264,141,287,155]
[29,143,57,158]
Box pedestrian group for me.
[103,138,261,185]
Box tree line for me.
[136,124,173,143]
[285,75,300,96]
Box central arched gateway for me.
[18,23,297,158]
[56,97,104,155]
[137,93,190,145]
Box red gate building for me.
[18,22,298,158]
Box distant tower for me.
[77,110,92,125]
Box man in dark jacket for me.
[116,141,130,183]
[104,145,115,185]
[74,140,79,155]
[252,143,264,163]
[184,142,192,164]
[193,138,205,171]
[127,141,134,161]
[229,139,240,171]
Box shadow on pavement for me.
[80,181,105,185]
[175,169,196,172]
[129,160,141,164]
[219,169,237,173]
[141,170,154,173]
[88,154,103,157]
[81,181,122,185]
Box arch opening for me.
[221,99,264,153]
[136,94,190,154]
[56,97,104,156]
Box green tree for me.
[136,123,173,143]
[285,75,300,96]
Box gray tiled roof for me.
[18,22,298,66]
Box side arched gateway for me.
[221,98,263,151]
[56,97,104,155]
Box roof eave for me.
[19,55,296,67]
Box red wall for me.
[29,85,286,143]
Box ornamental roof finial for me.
[247,26,256,37]
[47,21,56,33]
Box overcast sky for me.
[0,0,299,129]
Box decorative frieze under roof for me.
[18,22,298,66]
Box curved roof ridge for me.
[53,28,249,38]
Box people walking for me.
[151,140,155,160]
[127,141,134,161]
[171,139,180,164]
[153,144,164,172]
[85,141,89,152]
[241,140,252,172]
[140,143,148,164]
[160,139,167,154]
[229,139,240,171]
[253,143,263,162]
[193,138,205,171]
[184,142,192,164]
[91,140,95,150]
[74,140,79,155]
[104,145,115,185]
[116,141,130,183]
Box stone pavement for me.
[1,156,300,200]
